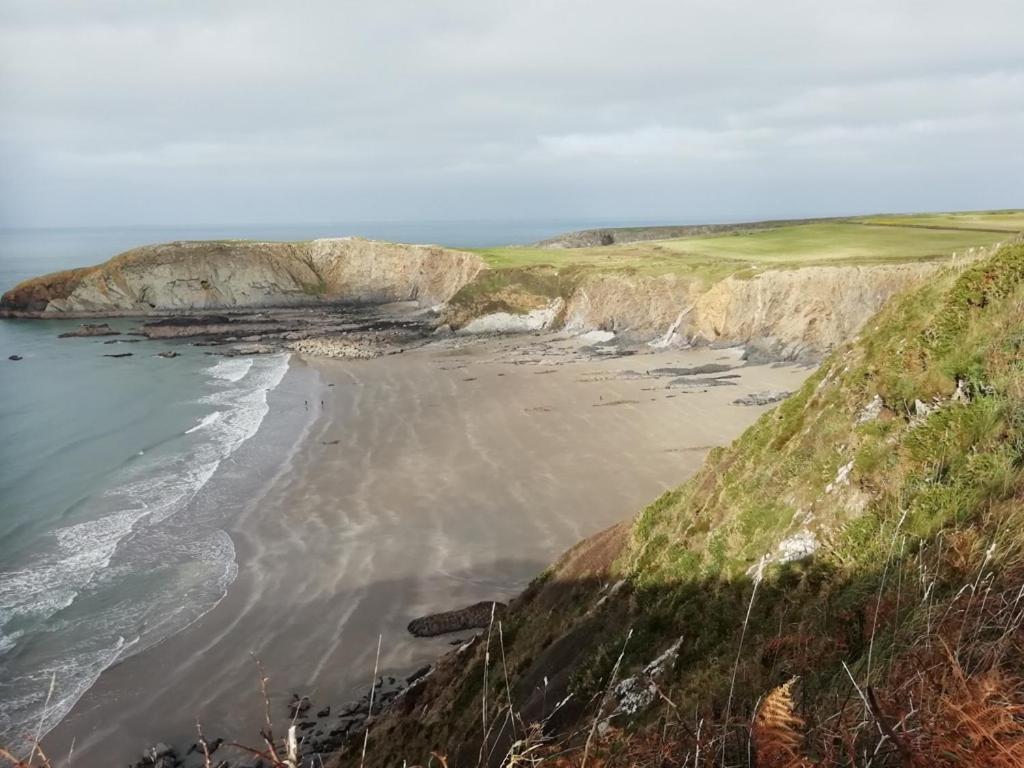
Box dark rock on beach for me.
[156,350,180,358]
[8,354,21,361]
[58,322,120,338]
[733,390,792,406]
[407,600,506,637]
[102,352,133,358]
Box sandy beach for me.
[42,334,812,764]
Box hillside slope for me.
[349,240,1024,767]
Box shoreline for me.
[40,333,814,766]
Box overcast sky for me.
[0,0,1022,227]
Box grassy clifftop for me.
[443,213,1020,339]
[357,239,1024,767]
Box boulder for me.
[407,600,506,637]
[8,354,21,361]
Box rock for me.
[825,460,854,494]
[144,743,174,762]
[230,343,275,355]
[856,393,884,423]
[406,665,432,685]
[156,350,180,358]
[58,322,120,338]
[776,530,819,563]
[8,354,21,361]
[288,694,311,716]
[613,637,684,716]
[316,706,331,717]
[732,390,792,406]
[288,337,382,360]
[407,600,506,637]
[1,239,483,315]
[145,315,232,327]
[102,352,133,358]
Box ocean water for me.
[0,220,636,749]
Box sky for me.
[0,0,1022,228]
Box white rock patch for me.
[612,636,684,716]
[825,460,854,494]
[776,530,819,563]
[459,298,564,334]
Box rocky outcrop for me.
[686,263,937,360]
[453,261,942,361]
[0,238,485,317]
[57,322,120,338]
[2,232,948,362]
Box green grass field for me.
[471,211,1021,280]
[855,209,1024,232]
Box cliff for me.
[345,239,1024,767]
[0,238,486,316]
[1,224,999,363]
[445,261,941,361]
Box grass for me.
[856,209,1024,232]
[470,217,1017,281]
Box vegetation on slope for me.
[355,240,1024,767]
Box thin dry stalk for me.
[195,720,213,768]
[479,602,498,767]
[360,633,383,768]
[580,626,633,768]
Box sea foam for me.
[0,352,290,750]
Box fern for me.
[752,678,814,768]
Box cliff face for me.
[449,261,942,360]
[2,233,946,362]
[0,238,486,316]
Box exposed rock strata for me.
[0,238,485,316]
[3,234,947,362]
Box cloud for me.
[0,0,1022,226]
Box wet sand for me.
[43,335,812,764]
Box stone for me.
[856,393,884,423]
[406,665,432,685]
[156,350,179,358]
[407,601,506,637]
[58,322,120,338]
[732,390,792,406]
[230,343,274,355]
[8,354,21,361]
[102,352,133,358]
[144,743,174,762]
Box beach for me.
[40,333,812,764]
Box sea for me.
[0,219,658,749]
